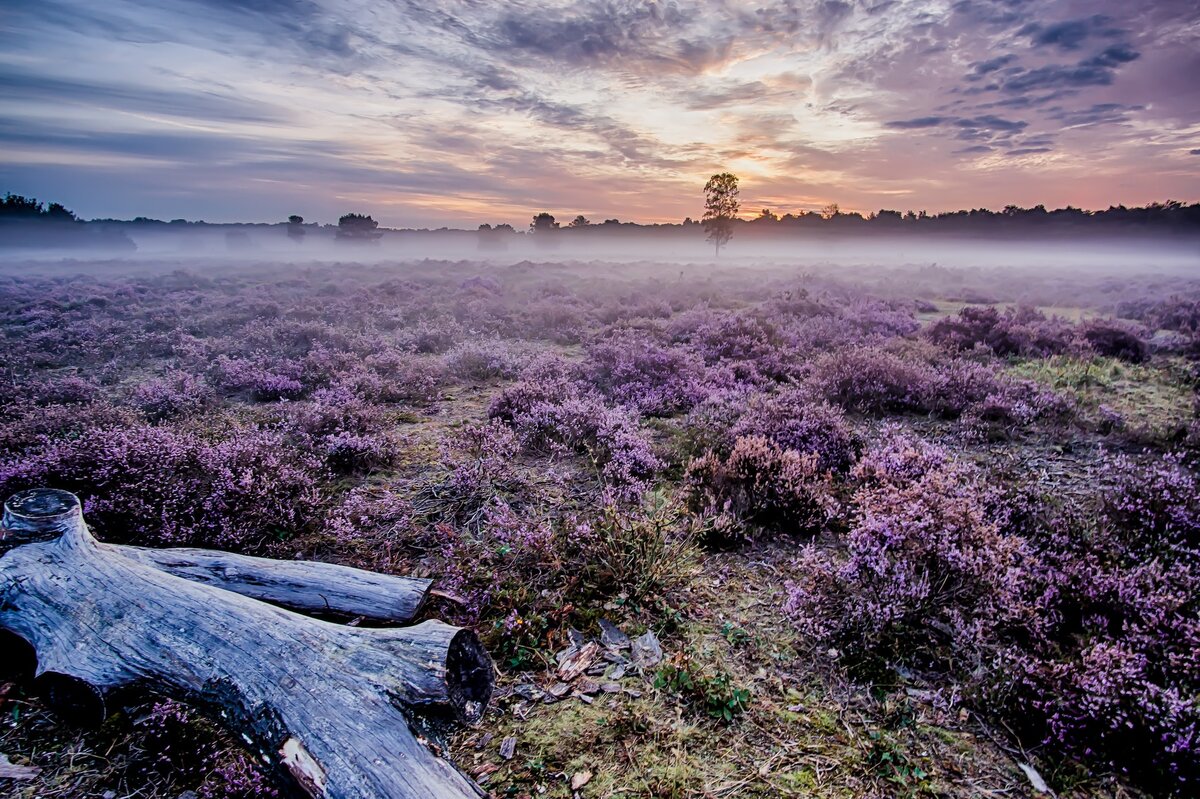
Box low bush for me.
[685,435,836,541]
[0,422,325,550]
[786,436,1200,790]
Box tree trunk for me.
[0,489,492,799]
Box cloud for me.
[886,116,950,129]
[0,69,291,125]
[1019,16,1123,51]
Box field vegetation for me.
[0,257,1197,798]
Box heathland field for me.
[1,257,1197,798]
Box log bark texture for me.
[115,544,432,622]
[0,488,492,799]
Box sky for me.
[1,0,1198,228]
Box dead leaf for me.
[571,769,593,790]
[0,753,40,780]
[557,641,600,681]
[499,736,516,761]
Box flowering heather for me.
[0,422,325,550]
[212,354,306,401]
[510,394,661,498]
[444,338,522,381]
[787,430,1200,788]
[728,389,857,472]
[583,330,708,416]
[130,371,215,421]
[784,431,1028,664]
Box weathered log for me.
[115,544,432,622]
[0,489,492,799]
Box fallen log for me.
[0,488,492,799]
[115,544,432,623]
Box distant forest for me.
[3,191,1199,244]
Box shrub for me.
[926,305,1074,357]
[1101,451,1199,557]
[583,331,707,416]
[806,347,927,414]
[728,389,857,472]
[444,339,521,381]
[685,435,836,541]
[786,436,1200,789]
[508,393,661,498]
[130,372,214,421]
[0,422,325,550]
[1078,320,1149,363]
[573,491,699,604]
[487,356,577,422]
[784,431,1028,668]
[212,354,305,401]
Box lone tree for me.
[336,213,382,244]
[702,172,740,256]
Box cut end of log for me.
[2,489,83,542]
[446,629,493,725]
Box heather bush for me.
[807,346,928,414]
[211,354,306,401]
[351,353,446,404]
[139,700,278,798]
[685,435,836,542]
[509,394,662,498]
[728,389,857,472]
[487,356,578,422]
[1078,319,1149,363]
[444,338,522,381]
[417,419,538,529]
[0,422,325,550]
[397,317,464,354]
[130,371,214,421]
[26,374,101,406]
[1004,518,1200,788]
[434,498,562,667]
[584,330,707,416]
[1101,451,1199,556]
[784,430,1029,668]
[786,435,1200,789]
[926,305,1074,357]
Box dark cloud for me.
[1049,102,1142,127]
[1019,15,1123,50]
[1083,44,1140,68]
[886,116,950,128]
[483,1,723,73]
[967,54,1018,80]
[955,115,1027,132]
[1000,63,1117,92]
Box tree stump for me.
[0,488,493,799]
